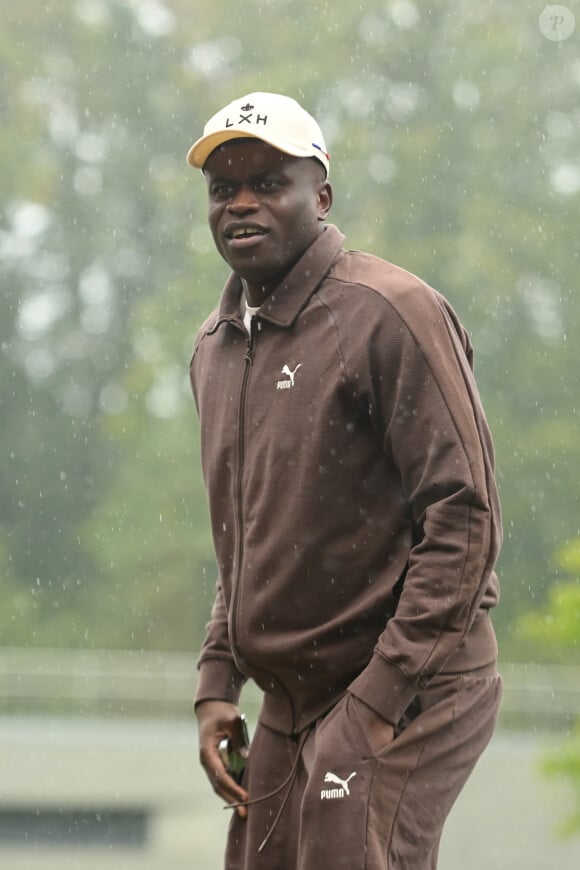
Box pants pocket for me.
[298,694,376,870]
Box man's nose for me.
[226,185,259,214]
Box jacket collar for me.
[214,224,345,330]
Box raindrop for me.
[385,82,420,121]
[9,201,52,238]
[79,264,115,306]
[23,348,57,381]
[99,383,129,415]
[48,102,80,147]
[18,289,70,339]
[74,0,111,27]
[145,366,185,418]
[368,154,396,183]
[544,111,574,139]
[453,80,480,111]
[388,0,420,29]
[75,132,109,163]
[133,0,176,37]
[60,382,93,418]
[73,166,103,196]
[549,164,580,195]
[185,37,242,81]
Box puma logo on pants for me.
[320,770,357,799]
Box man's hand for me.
[349,695,395,755]
[196,700,250,818]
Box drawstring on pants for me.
[224,727,311,854]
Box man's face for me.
[203,139,332,292]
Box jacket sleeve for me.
[194,578,247,709]
[349,289,501,725]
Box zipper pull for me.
[244,319,257,363]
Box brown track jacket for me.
[190,224,501,735]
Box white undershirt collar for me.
[242,296,261,334]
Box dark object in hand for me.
[218,714,249,784]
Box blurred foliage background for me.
[1,0,579,666]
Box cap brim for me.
[186,129,324,170]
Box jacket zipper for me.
[228,319,298,733]
[230,321,255,668]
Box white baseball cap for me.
[187,92,330,177]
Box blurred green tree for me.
[518,539,580,835]
[1,0,578,654]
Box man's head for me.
[188,93,333,300]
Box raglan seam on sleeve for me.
[330,279,486,674]
[311,291,350,384]
[324,277,477,467]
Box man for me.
[187,92,502,870]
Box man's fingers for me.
[214,769,249,818]
[195,703,250,817]
[201,745,249,815]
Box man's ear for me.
[317,181,333,221]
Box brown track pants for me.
[225,664,502,870]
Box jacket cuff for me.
[348,653,419,726]
[194,658,246,710]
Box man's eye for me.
[256,178,280,192]
[211,184,234,198]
